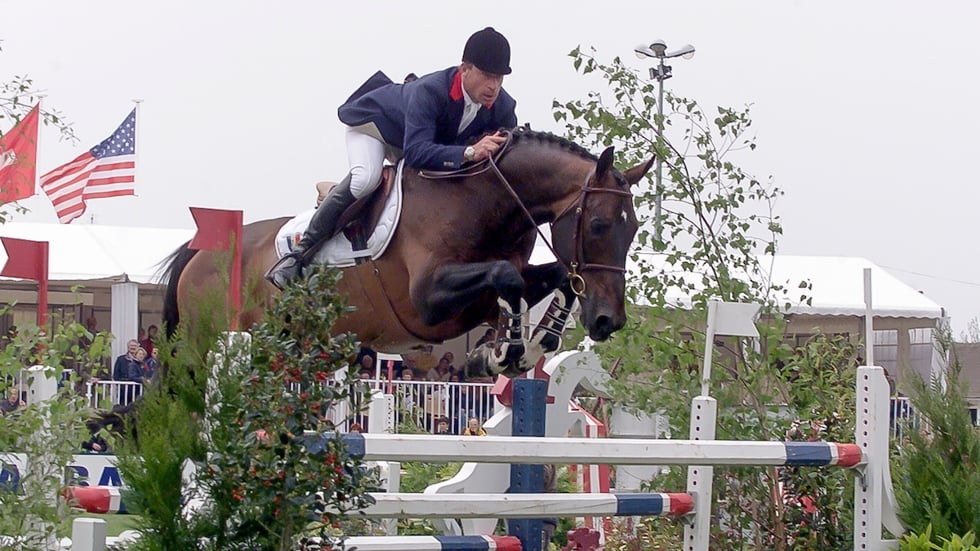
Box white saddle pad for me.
[275,161,404,268]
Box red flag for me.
[189,207,243,251]
[0,105,40,203]
[0,236,48,280]
[40,109,136,224]
[189,207,244,330]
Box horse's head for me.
[552,146,653,341]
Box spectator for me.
[398,356,418,380]
[140,325,158,356]
[81,419,109,453]
[144,348,160,382]
[133,348,150,382]
[356,346,377,368]
[349,422,363,434]
[416,345,437,372]
[358,354,375,378]
[112,340,143,405]
[396,369,423,428]
[401,367,416,382]
[434,416,453,435]
[474,327,496,348]
[462,417,486,436]
[427,357,452,382]
[1,387,24,415]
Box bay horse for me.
[162,128,652,376]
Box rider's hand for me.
[473,132,507,162]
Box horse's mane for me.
[507,127,598,162]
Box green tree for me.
[0,314,113,550]
[116,265,376,551]
[0,49,96,548]
[554,47,859,549]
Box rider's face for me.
[460,63,504,109]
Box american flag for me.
[40,109,136,224]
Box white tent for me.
[0,222,194,283]
[762,255,943,319]
[0,222,194,358]
[628,252,943,320]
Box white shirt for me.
[458,81,481,135]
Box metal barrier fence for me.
[80,377,494,435]
[71,376,949,441]
[324,379,496,435]
[84,380,145,409]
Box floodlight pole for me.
[634,40,695,245]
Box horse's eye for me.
[590,218,611,236]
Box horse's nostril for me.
[593,315,614,340]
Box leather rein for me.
[420,129,632,297]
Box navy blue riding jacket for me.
[338,66,518,171]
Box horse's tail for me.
[161,241,199,340]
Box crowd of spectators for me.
[347,331,500,436]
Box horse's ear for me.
[596,146,615,178]
[622,157,655,187]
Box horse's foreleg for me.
[420,261,527,374]
[419,260,525,326]
[520,262,568,307]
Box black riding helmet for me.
[462,27,511,75]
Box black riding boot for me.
[265,175,356,290]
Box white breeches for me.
[345,126,386,199]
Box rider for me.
[266,27,519,289]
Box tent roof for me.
[0,222,193,284]
[763,255,943,319]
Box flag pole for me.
[35,98,44,204]
[131,99,142,197]
[37,241,49,328]
[230,213,243,331]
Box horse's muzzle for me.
[588,314,622,341]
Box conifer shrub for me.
[894,327,980,543]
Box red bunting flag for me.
[0,105,40,203]
[189,207,243,251]
[0,236,49,326]
[188,207,243,330]
[0,236,48,280]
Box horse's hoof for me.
[489,341,528,377]
[538,334,561,354]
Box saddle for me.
[316,165,397,251]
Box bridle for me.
[485,131,633,297]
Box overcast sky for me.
[2,1,978,335]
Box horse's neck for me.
[500,150,591,223]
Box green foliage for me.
[116,265,375,550]
[894,323,980,542]
[0,311,112,550]
[901,525,980,551]
[554,47,859,550]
